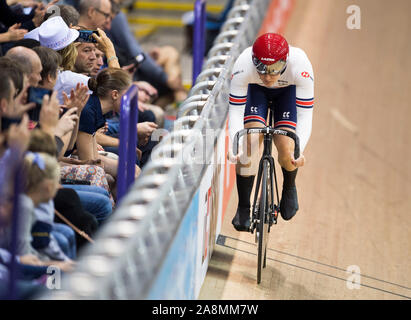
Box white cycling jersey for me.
[228,46,314,153]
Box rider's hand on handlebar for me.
[291,153,305,168]
[227,149,242,164]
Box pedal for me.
[252,206,259,217]
[268,205,279,226]
[273,206,279,225]
[250,219,257,234]
[249,210,258,234]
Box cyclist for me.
[228,33,314,231]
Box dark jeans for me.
[61,185,113,224]
[51,223,76,260]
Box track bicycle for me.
[233,109,300,284]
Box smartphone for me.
[77,30,98,43]
[133,53,146,68]
[1,117,21,131]
[27,87,53,122]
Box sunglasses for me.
[253,56,287,75]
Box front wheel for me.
[257,160,270,284]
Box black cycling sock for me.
[236,175,255,208]
[282,167,298,188]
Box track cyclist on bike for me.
[228,33,314,231]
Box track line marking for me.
[330,108,359,133]
[215,238,411,299]
[218,234,411,292]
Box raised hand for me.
[32,0,59,27]
[62,83,90,115]
[5,85,35,118]
[5,23,28,42]
[55,108,79,138]
[137,121,158,146]
[39,91,60,137]
[7,114,31,153]
[92,28,119,68]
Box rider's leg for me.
[273,130,296,171]
[232,84,268,231]
[274,135,299,220]
[272,85,299,221]
[232,120,265,231]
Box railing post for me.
[192,0,207,84]
[1,148,24,300]
[127,94,139,188]
[117,85,139,202]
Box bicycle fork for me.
[250,132,280,233]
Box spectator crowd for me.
[0,0,189,299]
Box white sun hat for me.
[24,27,40,41]
[24,16,79,51]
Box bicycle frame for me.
[232,109,300,283]
[232,111,300,222]
[251,111,278,230]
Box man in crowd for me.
[74,42,97,76]
[5,46,42,87]
[77,0,112,30]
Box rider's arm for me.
[228,49,253,145]
[228,94,247,144]
[295,50,314,154]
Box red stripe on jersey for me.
[275,120,296,128]
[296,99,314,106]
[229,97,247,103]
[244,115,266,124]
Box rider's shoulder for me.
[289,46,311,64]
[231,47,255,80]
[288,46,314,80]
[236,46,253,64]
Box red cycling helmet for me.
[252,33,289,75]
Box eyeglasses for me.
[253,56,287,75]
[95,8,111,20]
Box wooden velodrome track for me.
[199,0,411,300]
